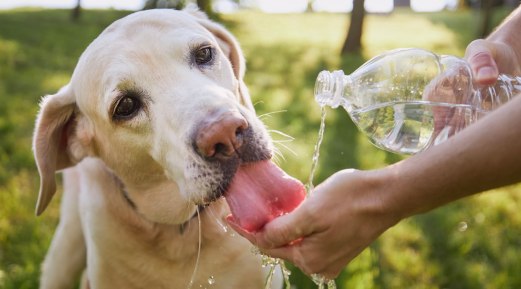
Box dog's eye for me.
[194,46,213,65]
[114,96,140,119]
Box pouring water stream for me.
[262,106,336,289]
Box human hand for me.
[422,39,521,145]
[464,39,520,86]
[227,169,400,279]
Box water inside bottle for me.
[349,100,483,154]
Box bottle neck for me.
[314,70,350,109]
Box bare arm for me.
[384,92,521,219]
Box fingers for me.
[465,39,499,86]
[226,201,316,249]
[227,216,339,278]
[256,201,318,249]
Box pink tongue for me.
[225,160,306,232]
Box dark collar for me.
[108,169,205,235]
[118,177,206,235]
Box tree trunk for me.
[341,0,365,54]
[478,0,494,38]
[197,0,213,17]
[394,0,410,7]
[71,0,81,22]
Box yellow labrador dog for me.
[33,9,283,289]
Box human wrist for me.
[371,160,436,222]
[357,168,405,228]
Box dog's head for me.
[33,9,273,224]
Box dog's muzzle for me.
[189,109,272,202]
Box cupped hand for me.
[228,169,400,279]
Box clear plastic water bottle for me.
[315,48,521,154]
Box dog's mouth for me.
[190,125,306,232]
[224,160,306,232]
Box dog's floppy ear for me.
[191,11,255,112]
[33,85,91,215]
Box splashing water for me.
[252,247,291,289]
[311,274,337,289]
[187,207,202,289]
[207,275,216,285]
[263,255,293,289]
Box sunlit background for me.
[1,0,462,12]
[1,1,520,289]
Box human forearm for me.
[381,94,521,219]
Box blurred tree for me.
[470,0,518,37]
[479,0,495,37]
[71,0,81,21]
[144,0,216,19]
[394,0,410,7]
[341,0,365,54]
[143,0,186,10]
[197,0,213,15]
[306,0,315,12]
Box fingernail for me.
[477,66,497,81]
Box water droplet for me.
[251,246,261,255]
[327,279,337,289]
[261,254,280,268]
[311,273,326,285]
[310,274,336,289]
[207,276,215,285]
[457,221,468,232]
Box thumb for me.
[464,39,499,86]
[255,202,315,249]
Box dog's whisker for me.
[272,145,282,159]
[270,146,286,166]
[258,110,287,120]
[273,141,297,158]
[272,138,294,143]
[272,154,283,166]
[252,100,264,108]
[268,129,294,141]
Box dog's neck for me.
[104,165,201,232]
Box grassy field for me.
[1,7,520,289]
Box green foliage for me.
[0,9,130,288]
[0,8,520,289]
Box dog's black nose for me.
[194,110,249,160]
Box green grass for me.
[1,7,520,289]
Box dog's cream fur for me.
[33,9,281,289]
